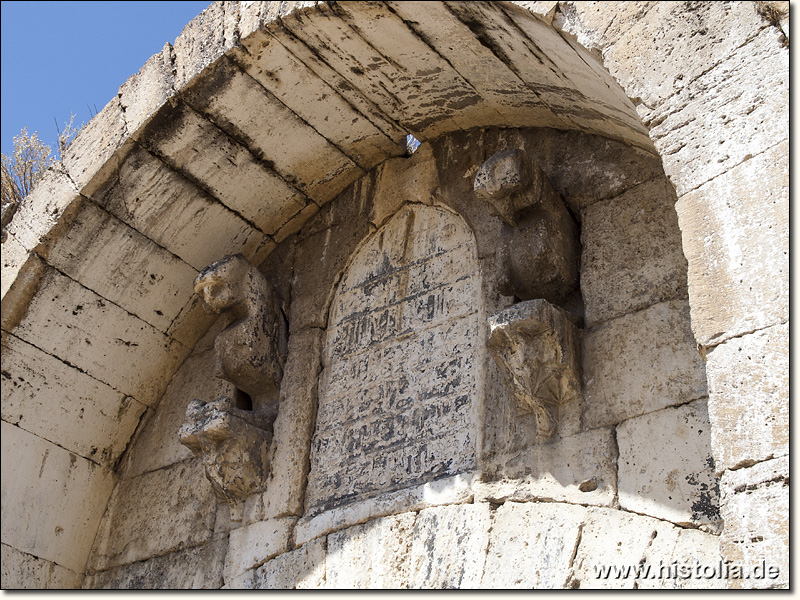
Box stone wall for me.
[1,1,787,590]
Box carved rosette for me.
[487,300,581,439]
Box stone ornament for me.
[179,254,287,515]
[487,300,581,440]
[474,149,579,304]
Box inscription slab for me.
[306,205,481,514]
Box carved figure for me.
[474,149,579,304]
[487,300,581,439]
[179,254,287,513]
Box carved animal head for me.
[194,254,259,315]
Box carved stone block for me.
[474,149,579,304]
[179,397,273,506]
[179,254,286,514]
[487,299,581,439]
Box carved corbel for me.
[474,149,579,305]
[487,299,581,440]
[179,254,287,515]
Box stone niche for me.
[304,204,482,515]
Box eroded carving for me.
[474,149,579,304]
[179,254,287,512]
[487,300,581,439]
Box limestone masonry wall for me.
[1,1,787,590]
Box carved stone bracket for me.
[179,254,287,515]
[179,396,273,509]
[474,149,579,305]
[487,299,582,440]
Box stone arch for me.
[1,1,787,589]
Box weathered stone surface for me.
[571,507,683,589]
[172,2,234,91]
[264,328,324,519]
[582,300,707,429]
[1,332,146,468]
[646,28,788,196]
[85,535,227,589]
[239,537,326,590]
[295,472,476,546]
[224,518,295,581]
[91,145,270,271]
[617,400,721,530]
[637,528,724,590]
[676,142,788,348]
[720,456,788,589]
[142,102,310,236]
[37,197,199,332]
[326,513,416,589]
[88,460,215,571]
[705,322,788,473]
[408,503,491,589]
[487,299,581,439]
[4,165,78,252]
[118,43,176,135]
[0,423,116,573]
[62,97,129,193]
[581,178,688,326]
[3,262,187,407]
[481,501,587,589]
[289,179,373,332]
[124,350,226,479]
[0,232,28,300]
[370,143,438,229]
[306,205,480,514]
[183,57,362,205]
[235,27,404,171]
[476,427,616,508]
[1,544,83,590]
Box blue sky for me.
[1,1,211,158]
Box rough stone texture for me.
[476,427,616,508]
[0,232,29,300]
[264,327,324,519]
[61,97,129,193]
[123,349,222,479]
[289,177,374,332]
[326,513,416,589]
[1,332,146,468]
[90,144,271,272]
[0,422,116,574]
[408,503,491,589]
[88,459,216,571]
[676,142,789,348]
[84,535,227,590]
[238,537,326,590]
[582,299,707,429]
[581,177,688,326]
[370,144,438,229]
[617,400,721,530]
[223,518,295,581]
[481,501,587,589]
[295,472,475,546]
[36,197,199,332]
[306,205,481,514]
[487,299,582,439]
[705,322,788,473]
[3,166,78,254]
[2,261,187,408]
[571,507,683,589]
[720,456,788,589]
[1,544,83,590]
[637,528,724,590]
[118,43,176,135]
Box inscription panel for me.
[306,205,480,514]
